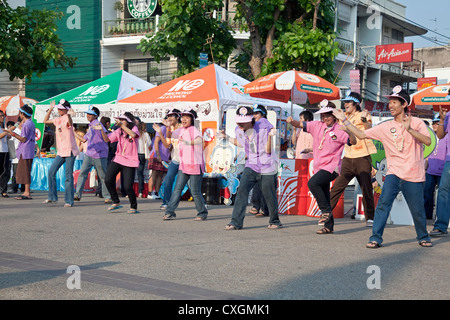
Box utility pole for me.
[361,53,368,110]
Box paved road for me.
[0,189,448,305]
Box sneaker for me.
[160,204,168,210]
[153,192,161,199]
[366,219,373,227]
[429,229,448,237]
[147,193,154,199]
[138,193,143,198]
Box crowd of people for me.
[0,85,449,248]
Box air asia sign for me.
[127,0,157,19]
[375,43,413,64]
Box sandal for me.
[108,204,123,211]
[194,216,207,221]
[127,208,139,214]
[163,214,176,220]
[268,224,283,229]
[42,199,56,204]
[225,224,238,230]
[316,227,333,234]
[249,207,259,215]
[255,212,266,217]
[318,213,330,226]
[419,240,433,247]
[366,241,382,249]
[64,204,72,208]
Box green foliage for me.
[233,0,339,81]
[138,0,236,77]
[0,2,76,83]
[263,24,340,82]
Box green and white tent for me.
[34,70,155,124]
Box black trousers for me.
[0,152,10,194]
[105,161,137,209]
[307,169,338,231]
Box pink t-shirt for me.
[178,126,205,175]
[306,121,349,174]
[53,114,80,158]
[365,117,429,182]
[108,126,140,167]
[295,128,314,159]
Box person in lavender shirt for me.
[4,105,36,200]
[424,113,448,219]
[220,106,282,230]
[73,105,111,204]
[430,105,450,236]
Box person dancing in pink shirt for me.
[96,112,140,214]
[333,86,433,248]
[288,100,356,234]
[42,100,79,207]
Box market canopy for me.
[34,70,155,124]
[118,64,304,123]
[410,83,450,112]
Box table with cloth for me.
[30,157,83,191]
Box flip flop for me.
[108,205,123,211]
[15,195,32,200]
[127,209,139,214]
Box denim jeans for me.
[75,155,110,200]
[229,167,280,229]
[165,170,207,218]
[250,180,268,214]
[48,154,76,205]
[434,161,450,232]
[162,161,179,206]
[370,174,430,244]
[423,173,441,219]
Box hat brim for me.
[84,110,98,116]
[384,94,409,105]
[236,115,254,123]
[114,116,132,123]
[315,107,335,114]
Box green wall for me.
[26,0,102,102]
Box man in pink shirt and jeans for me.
[333,86,433,248]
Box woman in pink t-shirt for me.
[288,100,355,234]
[96,112,140,214]
[42,99,80,207]
[163,109,208,221]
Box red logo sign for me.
[375,43,413,64]
[417,77,437,91]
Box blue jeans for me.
[370,174,430,245]
[434,161,450,232]
[165,171,208,218]
[162,161,179,206]
[75,155,110,200]
[229,167,280,229]
[423,173,441,219]
[48,154,76,205]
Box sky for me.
[397,0,450,48]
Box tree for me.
[0,2,76,83]
[137,0,236,77]
[234,0,339,82]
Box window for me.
[391,29,404,42]
[124,58,176,86]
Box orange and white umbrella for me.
[410,83,450,112]
[243,70,340,105]
[0,95,38,116]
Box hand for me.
[216,130,226,139]
[286,116,293,123]
[68,108,75,116]
[269,128,277,137]
[439,106,448,121]
[152,123,161,133]
[361,109,369,118]
[402,111,412,131]
[332,109,346,121]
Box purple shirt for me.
[16,119,36,160]
[235,120,277,174]
[427,134,449,176]
[151,125,170,161]
[445,113,450,162]
[84,119,109,159]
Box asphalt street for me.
[0,188,448,305]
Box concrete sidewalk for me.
[0,189,448,301]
